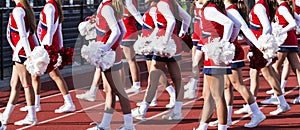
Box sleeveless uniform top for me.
[275,1,297,47]
[122,0,139,41]
[9,2,35,58]
[192,6,202,43]
[249,0,270,38]
[294,0,300,40]
[142,4,156,37]
[95,0,120,50]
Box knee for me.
[224,82,231,90]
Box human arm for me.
[125,0,143,25]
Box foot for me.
[208,119,232,126]
[266,89,274,95]
[54,104,76,113]
[162,110,182,120]
[0,113,8,125]
[131,108,146,120]
[165,97,175,108]
[20,105,41,112]
[76,91,96,102]
[184,78,198,90]
[125,86,141,94]
[87,123,110,130]
[244,112,266,128]
[136,101,157,107]
[14,115,38,126]
[260,95,279,105]
[234,104,252,114]
[116,125,136,130]
[183,90,196,99]
[269,104,290,115]
[290,97,300,104]
[0,124,6,130]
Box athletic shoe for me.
[244,112,266,128]
[269,104,290,115]
[14,115,38,126]
[183,90,196,99]
[208,119,232,126]
[165,97,175,108]
[234,105,252,114]
[20,105,41,112]
[87,123,110,130]
[184,79,197,90]
[125,86,141,94]
[260,95,279,105]
[131,108,145,120]
[266,89,274,95]
[0,113,8,125]
[290,97,300,104]
[162,110,182,120]
[116,125,136,130]
[0,124,6,130]
[76,92,96,102]
[136,101,157,107]
[54,104,76,113]
[116,96,119,102]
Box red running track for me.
[1,45,300,130]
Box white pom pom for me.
[81,40,115,71]
[152,36,176,58]
[296,25,300,35]
[54,53,62,68]
[78,21,96,40]
[258,33,279,59]
[220,41,235,64]
[24,46,50,76]
[202,38,222,65]
[271,22,287,46]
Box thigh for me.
[121,45,135,60]
[14,62,31,85]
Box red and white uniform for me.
[294,0,300,40]
[275,1,297,48]
[201,3,233,69]
[156,0,191,53]
[8,2,37,62]
[96,0,126,62]
[192,3,203,46]
[141,4,157,37]
[122,0,142,41]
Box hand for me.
[247,52,253,61]
[101,44,111,52]
[178,30,186,38]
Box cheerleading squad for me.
[1,0,300,129]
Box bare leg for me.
[250,68,260,97]
[122,45,140,83]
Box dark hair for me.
[287,0,295,18]
[231,0,249,24]
[190,1,196,16]
[266,0,277,21]
[54,0,64,23]
[202,0,226,14]
[170,0,181,20]
[20,0,36,35]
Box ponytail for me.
[112,0,124,20]
[190,1,196,16]
[54,0,64,23]
[266,0,277,21]
[202,0,226,14]
[170,0,181,21]
[287,0,295,18]
[231,0,249,24]
[20,0,36,35]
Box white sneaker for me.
[20,105,41,112]
[269,104,290,115]
[184,90,196,99]
[116,125,136,130]
[162,110,182,120]
[0,124,6,130]
[87,123,110,130]
[234,105,252,114]
[244,112,266,128]
[184,79,197,90]
[116,96,119,102]
[131,108,145,120]
[125,86,141,94]
[76,91,96,102]
[290,97,300,104]
[14,115,38,126]
[136,101,157,107]
[0,113,8,125]
[208,119,232,126]
[266,89,274,95]
[260,96,279,105]
[54,104,76,113]
[165,97,175,108]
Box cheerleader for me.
[193,0,234,129]
[0,0,38,125]
[121,0,144,94]
[208,0,266,128]
[132,0,191,120]
[272,0,300,105]
[246,0,290,115]
[19,0,76,113]
[135,0,176,108]
[87,0,135,129]
[183,0,204,100]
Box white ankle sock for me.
[139,102,149,114]
[166,85,175,98]
[133,82,141,88]
[123,113,133,127]
[173,102,182,114]
[35,95,40,107]
[191,78,198,90]
[280,80,287,90]
[249,102,260,115]
[227,106,232,121]
[277,95,287,105]
[89,86,98,96]
[3,103,15,119]
[63,94,74,106]
[152,91,157,103]
[100,113,113,128]
[218,124,227,130]
[27,106,36,120]
[198,122,208,130]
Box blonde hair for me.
[20,0,36,35]
[54,0,64,23]
[112,0,124,20]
